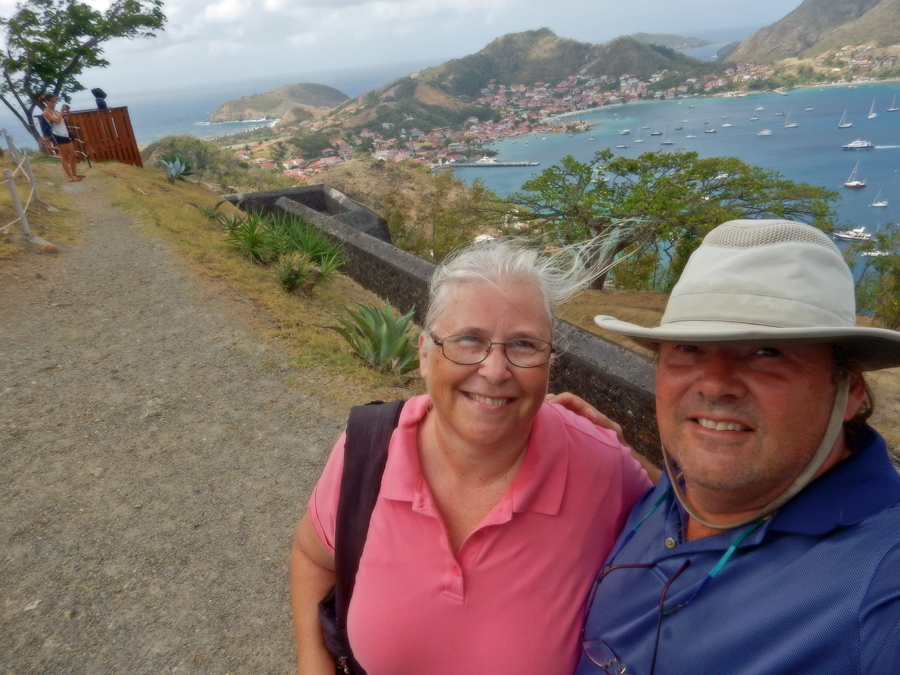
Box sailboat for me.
[838,110,852,128]
[661,124,674,145]
[685,122,696,139]
[888,95,899,112]
[783,109,798,128]
[844,160,866,188]
[871,190,888,207]
[633,127,643,143]
[868,98,877,119]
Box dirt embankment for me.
[1,173,345,673]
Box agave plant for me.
[331,301,419,374]
[159,152,194,182]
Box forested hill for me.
[729,0,900,62]
[414,28,715,98]
[209,83,349,123]
[630,33,711,49]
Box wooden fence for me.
[67,107,142,168]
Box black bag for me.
[35,113,53,140]
[318,400,405,675]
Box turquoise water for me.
[453,82,900,236]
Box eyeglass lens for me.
[583,638,628,674]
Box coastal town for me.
[227,43,899,182]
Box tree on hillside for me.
[0,0,166,147]
[850,224,900,330]
[505,149,837,290]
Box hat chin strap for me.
[662,378,850,531]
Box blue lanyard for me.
[607,486,766,606]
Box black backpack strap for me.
[333,399,405,671]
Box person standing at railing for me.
[39,94,84,182]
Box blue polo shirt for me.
[576,427,900,675]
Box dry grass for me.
[93,161,421,409]
[560,288,900,455]
[0,154,83,257]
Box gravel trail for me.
[1,177,345,674]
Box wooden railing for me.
[67,106,142,168]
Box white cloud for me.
[204,0,248,21]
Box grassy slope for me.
[729,0,885,62]
[89,161,420,410]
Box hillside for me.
[209,82,349,123]
[415,28,714,98]
[728,0,893,62]
[334,76,495,131]
[630,33,711,50]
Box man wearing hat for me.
[574,219,900,675]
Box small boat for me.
[588,135,596,141]
[681,119,688,123]
[750,116,759,121]
[722,115,729,119]
[633,128,643,143]
[619,129,631,135]
[688,105,695,108]
[758,129,773,136]
[842,139,875,150]
[838,110,852,128]
[833,226,872,241]
[805,107,814,111]
[774,111,786,116]
[616,143,629,149]
[889,95,899,112]
[863,250,889,257]
[755,105,765,111]
[844,160,866,188]
[641,125,650,129]
[650,128,663,136]
[705,128,716,133]
[674,125,683,130]
[661,125,674,145]
[783,109,798,128]
[868,98,877,119]
[721,123,733,128]
[871,190,888,207]
[704,119,710,124]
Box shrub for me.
[331,301,420,374]
[268,212,343,276]
[275,251,316,292]
[225,212,278,262]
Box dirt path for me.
[1,176,346,674]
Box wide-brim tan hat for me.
[595,219,900,370]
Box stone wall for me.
[224,185,660,459]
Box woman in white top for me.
[40,94,83,182]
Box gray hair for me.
[423,236,619,341]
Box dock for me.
[433,160,540,171]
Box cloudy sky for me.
[0,0,805,97]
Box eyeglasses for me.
[581,490,765,675]
[428,331,554,368]
[581,561,691,675]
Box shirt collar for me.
[768,426,900,535]
[379,396,568,517]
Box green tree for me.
[506,149,837,290]
[851,224,900,329]
[0,0,165,147]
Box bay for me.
[452,82,900,252]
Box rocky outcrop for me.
[208,83,349,123]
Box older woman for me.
[291,239,652,675]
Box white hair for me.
[424,236,623,341]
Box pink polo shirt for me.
[309,395,650,675]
